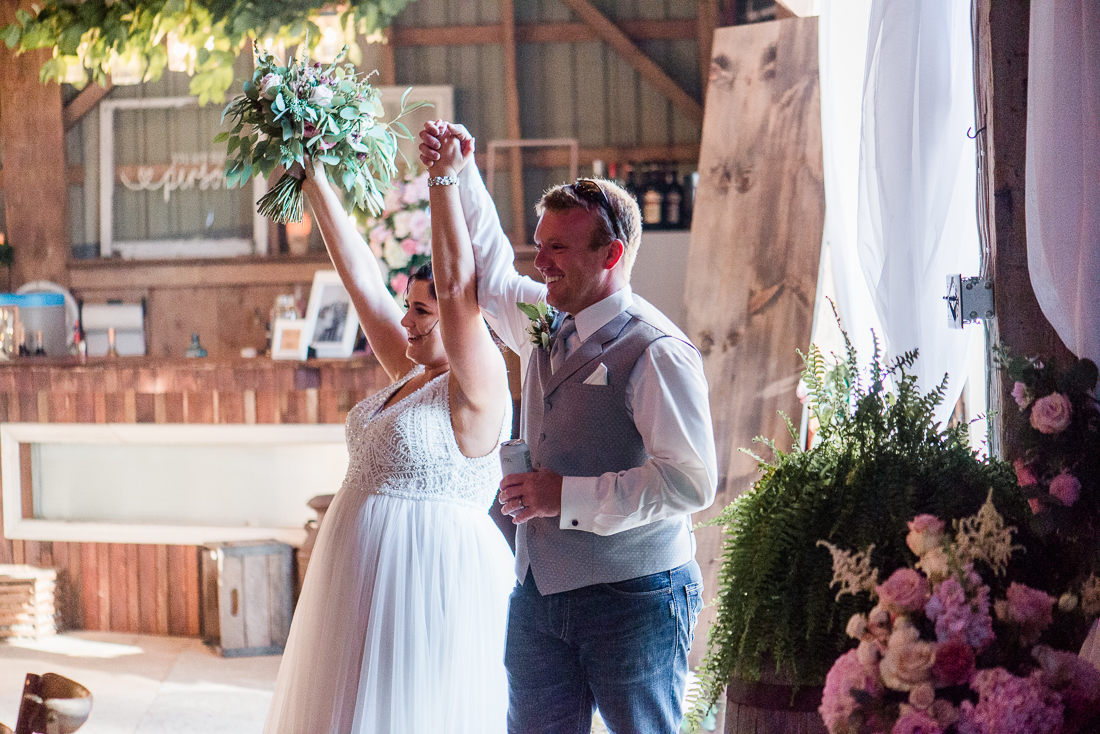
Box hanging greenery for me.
[0,0,416,105]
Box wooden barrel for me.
[724,678,826,734]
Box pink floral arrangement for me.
[818,496,1100,734]
[358,169,432,298]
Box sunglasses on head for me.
[571,178,625,244]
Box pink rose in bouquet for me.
[1011,381,1031,408]
[877,569,932,614]
[1029,392,1073,434]
[1049,472,1082,507]
[907,515,945,557]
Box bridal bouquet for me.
[359,168,432,298]
[818,496,1100,734]
[218,43,428,224]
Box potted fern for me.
[689,334,1032,731]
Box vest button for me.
[571,519,579,527]
[540,433,546,441]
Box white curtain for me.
[817,0,878,366]
[853,0,980,427]
[1026,0,1100,368]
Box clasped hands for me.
[498,468,564,525]
[418,119,475,175]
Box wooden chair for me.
[12,673,92,734]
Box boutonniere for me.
[517,300,558,351]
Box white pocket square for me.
[583,363,609,385]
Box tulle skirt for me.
[264,489,514,734]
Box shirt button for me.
[571,519,579,527]
[540,433,546,441]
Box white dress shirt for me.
[458,165,718,536]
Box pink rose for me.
[876,568,931,613]
[906,515,945,557]
[881,625,936,691]
[1013,458,1038,487]
[999,582,1055,642]
[389,272,409,295]
[1048,472,1081,507]
[892,707,941,734]
[1030,392,1072,434]
[1011,381,1031,408]
[400,238,419,256]
[932,638,975,686]
[909,682,936,710]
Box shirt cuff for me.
[559,476,598,531]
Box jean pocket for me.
[684,581,704,631]
[604,571,673,598]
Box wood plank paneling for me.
[682,17,824,668]
[0,357,387,635]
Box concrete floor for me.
[0,633,708,733]
[0,633,279,734]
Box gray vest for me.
[518,297,698,594]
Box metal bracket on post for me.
[945,275,995,328]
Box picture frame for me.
[304,270,360,359]
[271,317,313,361]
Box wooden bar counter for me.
[0,355,388,635]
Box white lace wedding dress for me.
[264,367,514,734]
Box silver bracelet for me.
[427,175,459,187]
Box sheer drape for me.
[1026,0,1100,367]
[819,0,980,428]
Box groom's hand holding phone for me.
[498,468,563,524]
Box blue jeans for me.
[505,561,704,734]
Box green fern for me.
[687,335,1028,726]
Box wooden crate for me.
[0,565,57,640]
[200,541,293,657]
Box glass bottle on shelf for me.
[641,164,665,229]
[106,327,119,358]
[663,169,684,229]
[33,329,46,356]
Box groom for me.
[421,122,717,734]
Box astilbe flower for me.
[952,491,1019,576]
[956,668,1064,734]
[819,541,879,600]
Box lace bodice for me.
[340,367,510,511]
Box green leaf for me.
[516,302,542,321]
[339,106,358,121]
[1,23,21,49]
[213,131,231,143]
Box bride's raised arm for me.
[426,124,510,456]
[300,162,414,381]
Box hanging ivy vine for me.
[1,0,416,105]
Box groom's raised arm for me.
[422,122,545,357]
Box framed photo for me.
[271,318,313,361]
[304,270,360,359]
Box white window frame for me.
[1,422,345,546]
[99,96,269,259]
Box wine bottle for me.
[663,170,684,229]
[641,164,664,229]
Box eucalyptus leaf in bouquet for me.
[217,43,430,224]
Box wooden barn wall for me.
[0,358,389,635]
[54,0,706,248]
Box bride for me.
[264,145,513,733]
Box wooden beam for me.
[557,0,704,126]
[977,0,1073,458]
[0,0,70,288]
[389,18,697,47]
[697,0,719,93]
[377,27,396,86]
[63,81,114,131]
[500,0,526,245]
